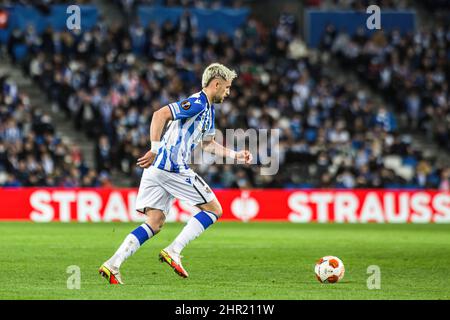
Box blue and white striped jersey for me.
[152,90,215,173]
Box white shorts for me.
[135,166,216,215]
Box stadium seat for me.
[402,157,418,168]
[384,155,402,171]
[13,44,28,61]
[396,166,415,181]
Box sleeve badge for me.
[181,100,191,110]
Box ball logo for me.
[181,100,191,110]
[231,191,259,222]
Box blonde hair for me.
[202,63,237,88]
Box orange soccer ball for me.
[314,256,345,283]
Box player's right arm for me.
[136,105,173,169]
[136,97,205,168]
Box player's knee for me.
[145,208,165,234]
[146,218,164,234]
[216,206,223,218]
[197,200,222,219]
[210,202,223,219]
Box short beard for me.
[213,95,223,103]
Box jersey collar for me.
[201,90,211,107]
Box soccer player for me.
[99,63,252,284]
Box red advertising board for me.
[0,188,449,223]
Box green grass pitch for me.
[0,222,449,300]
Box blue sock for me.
[169,211,219,254]
[193,211,219,230]
[107,223,155,269]
[131,223,155,245]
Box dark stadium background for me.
[1,0,448,190]
[0,0,449,301]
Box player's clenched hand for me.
[136,150,157,168]
[236,150,253,164]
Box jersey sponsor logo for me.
[195,175,211,193]
[181,100,191,110]
[204,186,212,194]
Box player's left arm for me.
[202,138,253,164]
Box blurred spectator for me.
[0,76,106,187]
[439,168,450,191]
[4,7,449,190]
[325,24,450,151]
[317,0,409,10]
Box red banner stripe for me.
[0,188,449,223]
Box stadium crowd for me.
[2,2,450,190]
[113,0,246,23]
[311,0,410,10]
[0,0,91,8]
[114,0,245,10]
[0,76,109,187]
[320,23,450,151]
